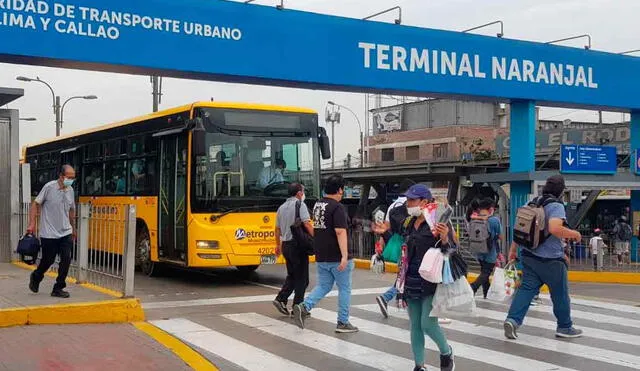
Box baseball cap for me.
[403,184,433,200]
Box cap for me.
[403,184,433,200]
[594,228,601,233]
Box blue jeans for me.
[382,284,397,303]
[303,260,354,324]
[506,255,572,329]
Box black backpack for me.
[617,223,633,241]
[291,200,314,255]
[17,233,41,265]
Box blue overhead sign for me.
[560,145,617,174]
[1,0,640,109]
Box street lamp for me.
[16,75,60,135]
[16,76,97,136]
[546,34,592,50]
[328,101,364,168]
[61,95,98,130]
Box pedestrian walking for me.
[373,184,455,371]
[27,165,77,298]
[589,229,606,271]
[468,198,503,299]
[293,175,358,333]
[375,179,414,318]
[612,216,632,265]
[504,175,583,339]
[273,183,314,315]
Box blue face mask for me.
[63,178,74,187]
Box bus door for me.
[158,134,188,264]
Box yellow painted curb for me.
[134,322,219,371]
[0,298,145,328]
[567,271,640,284]
[12,261,123,298]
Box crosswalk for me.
[149,293,640,371]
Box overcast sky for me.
[2,0,638,165]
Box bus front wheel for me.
[236,265,259,273]
[136,228,162,277]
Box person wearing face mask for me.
[26,164,77,298]
[273,183,314,315]
[257,158,286,189]
[293,174,359,333]
[373,184,456,371]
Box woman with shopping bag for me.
[373,184,455,371]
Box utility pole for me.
[151,76,163,112]
[54,96,61,137]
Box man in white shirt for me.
[589,229,606,271]
[258,159,286,189]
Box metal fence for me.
[16,202,136,296]
[350,193,640,273]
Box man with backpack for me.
[504,175,583,339]
[612,216,632,265]
[467,198,503,299]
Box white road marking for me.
[540,294,640,315]
[151,318,314,371]
[223,312,414,370]
[143,287,390,309]
[355,304,640,369]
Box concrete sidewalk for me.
[0,263,143,327]
[0,323,196,371]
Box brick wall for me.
[366,126,508,165]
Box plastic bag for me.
[382,234,403,264]
[486,267,507,302]
[419,248,444,283]
[504,262,520,298]
[370,253,385,275]
[442,256,454,285]
[429,277,476,317]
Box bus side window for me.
[82,164,103,196]
[105,160,127,195]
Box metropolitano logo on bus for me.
[235,228,275,242]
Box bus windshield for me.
[191,108,319,213]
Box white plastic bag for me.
[486,267,507,302]
[370,254,385,275]
[429,277,476,317]
[418,248,444,283]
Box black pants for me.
[471,260,495,298]
[32,235,73,291]
[276,241,309,305]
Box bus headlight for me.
[196,240,220,249]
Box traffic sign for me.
[634,150,640,175]
[560,145,617,174]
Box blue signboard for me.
[1,0,640,110]
[560,145,617,174]
[634,150,640,175]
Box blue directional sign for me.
[560,145,617,174]
[634,150,640,175]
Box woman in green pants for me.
[374,184,455,371]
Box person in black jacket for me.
[373,184,455,371]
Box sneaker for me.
[440,345,455,371]
[438,318,452,325]
[28,272,39,293]
[556,327,583,338]
[272,300,289,316]
[292,303,309,329]
[51,289,70,298]
[503,319,518,339]
[376,296,389,318]
[413,366,427,371]
[336,322,359,333]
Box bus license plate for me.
[261,255,277,265]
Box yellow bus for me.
[24,102,330,275]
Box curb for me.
[354,258,640,286]
[0,298,145,328]
[12,261,123,298]
[134,322,219,371]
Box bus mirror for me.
[318,127,331,160]
[187,117,206,131]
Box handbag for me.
[418,248,444,283]
[290,200,314,255]
[449,251,468,280]
[17,233,40,265]
[382,233,403,264]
